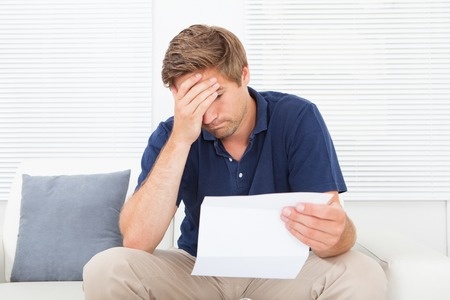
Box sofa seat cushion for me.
[0,282,83,300]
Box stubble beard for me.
[204,119,239,140]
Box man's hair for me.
[161,24,248,88]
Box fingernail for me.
[195,73,201,78]
[282,207,291,217]
[209,77,217,83]
[296,203,305,212]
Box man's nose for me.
[203,107,217,125]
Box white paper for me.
[191,192,333,279]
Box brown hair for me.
[161,24,248,88]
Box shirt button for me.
[238,172,243,178]
[229,157,233,162]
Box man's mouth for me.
[206,121,224,131]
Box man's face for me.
[174,67,251,140]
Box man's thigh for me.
[242,250,387,300]
[84,248,386,300]
[84,247,247,300]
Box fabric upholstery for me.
[10,170,130,281]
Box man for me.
[83,24,387,299]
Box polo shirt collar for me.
[202,86,268,141]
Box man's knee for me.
[334,250,388,298]
[340,250,386,281]
[84,247,123,281]
[83,247,139,299]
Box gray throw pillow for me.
[10,169,131,282]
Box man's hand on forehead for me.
[169,72,220,145]
[174,73,218,102]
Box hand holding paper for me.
[191,192,332,279]
[281,194,349,257]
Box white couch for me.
[1,158,450,300]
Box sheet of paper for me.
[191,192,333,279]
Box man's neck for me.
[221,95,257,161]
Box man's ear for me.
[241,66,250,85]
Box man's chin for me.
[203,122,237,139]
[204,127,228,139]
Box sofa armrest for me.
[0,230,6,283]
[355,230,450,300]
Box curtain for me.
[0,0,152,200]
[244,0,450,200]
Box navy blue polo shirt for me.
[137,87,346,257]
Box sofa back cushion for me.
[3,158,140,282]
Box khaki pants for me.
[83,247,387,300]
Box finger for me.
[173,73,202,100]
[175,76,218,107]
[175,81,219,117]
[282,205,344,236]
[288,228,329,250]
[283,208,334,233]
[286,211,342,245]
[192,87,219,115]
[294,202,341,221]
[183,77,219,105]
[286,221,332,250]
[325,191,340,205]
